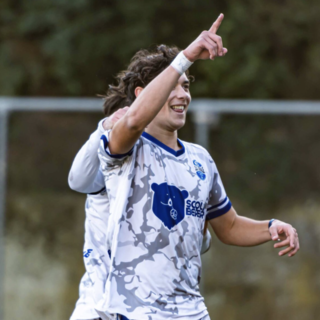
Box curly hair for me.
[101,45,191,116]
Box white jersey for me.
[97,131,231,320]
[69,121,212,320]
[68,119,106,195]
[69,120,115,320]
[70,192,114,320]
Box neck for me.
[145,125,181,151]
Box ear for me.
[134,86,144,98]
[151,183,158,192]
[182,190,189,199]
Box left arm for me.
[209,207,300,257]
[68,107,129,193]
[209,207,270,246]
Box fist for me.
[103,106,129,130]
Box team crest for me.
[193,160,206,180]
[151,182,189,230]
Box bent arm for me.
[108,15,228,155]
[108,66,181,155]
[209,207,270,246]
[68,119,106,193]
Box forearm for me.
[210,208,271,246]
[225,215,270,246]
[109,66,180,154]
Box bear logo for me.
[151,182,189,230]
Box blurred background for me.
[1,0,320,319]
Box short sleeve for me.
[98,130,134,168]
[206,159,232,221]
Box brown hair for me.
[101,45,190,116]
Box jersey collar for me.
[142,131,185,157]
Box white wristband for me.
[170,51,193,75]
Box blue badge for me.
[196,171,206,180]
[193,159,206,180]
[193,160,202,167]
[151,182,189,230]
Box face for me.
[150,73,191,132]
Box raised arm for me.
[68,107,129,193]
[108,14,227,155]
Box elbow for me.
[68,171,83,192]
[216,233,232,245]
[219,236,234,245]
[215,226,235,245]
[68,175,77,191]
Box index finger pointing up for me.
[209,13,224,34]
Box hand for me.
[102,106,129,130]
[269,220,300,257]
[183,13,228,62]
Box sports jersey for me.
[70,192,115,320]
[68,119,107,195]
[96,131,231,320]
[69,122,212,320]
[69,120,115,320]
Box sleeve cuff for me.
[206,197,232,220]
[98,118,108,134]
[100,135,133,159]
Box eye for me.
[183,84,190,91]
[168,198,173,206]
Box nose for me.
[175,85,191,102]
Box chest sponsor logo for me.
[186,200,205,218]
[193,160,206,180]
[151,182,206,229]
[151,182,188,230]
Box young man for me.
[68,108,212,320]
[97,14,299,320]
[68,110,125,320]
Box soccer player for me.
[68,110,125,320]
[97,14,299,320]
[68,108,128,320]
[68,108,212,320]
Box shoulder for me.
[181,140,213,160]
[181,140,219,175]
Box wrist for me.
[182,50,195,62]
[171,51,194,75]
[268,218,276,229]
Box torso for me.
[100,132,225,320]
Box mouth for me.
[170,105,186,114]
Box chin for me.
[170,120,185,131]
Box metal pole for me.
[0,109,8,320]
[193,111,220,149]
[192,111,220,296]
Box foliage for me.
[1,0,320,99]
